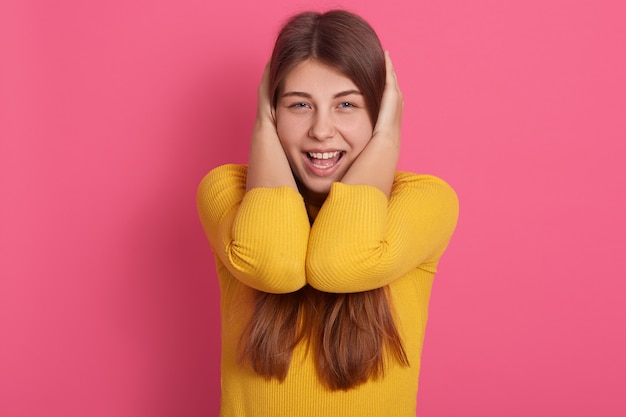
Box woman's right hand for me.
[246,62,298,192]
[254,62,277,131]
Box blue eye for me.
[290,102,309,109]
[339,102,354,108]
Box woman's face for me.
[275,59,374,203]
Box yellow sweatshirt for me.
[197,164,459,417]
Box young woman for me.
[197,10,458,417]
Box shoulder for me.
[198,164,247,192]
[391,171,459,216]
[393,171,457,198]
[197,164,248,206]
[200,164,247,185]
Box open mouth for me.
[306,151,345,168]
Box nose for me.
[308,110,335,141]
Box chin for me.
[297,177,334,202]
[305,182,332,193]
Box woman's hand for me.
[246,62,298,192]
[341,52,403,197]
[372,51,403,150]
[254,62,277,130]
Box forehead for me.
[282,59,359,93]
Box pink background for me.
[1,0,625,416]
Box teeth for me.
[308,151,341,160]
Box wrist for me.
[368,134,401,157]
[253,117,277,133]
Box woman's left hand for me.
[341,51,403,197]
[372,51,403,150]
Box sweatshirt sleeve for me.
[196,164,310,293]
[306,172,459,293]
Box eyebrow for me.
[281,89,362,99]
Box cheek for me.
[275,118,302,170]
[275,112,295,146]
[275,120,288,144]
[342,120,373,151]
[354,133,373,153]
[276,114,309,152]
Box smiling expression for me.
[275,59,374,204]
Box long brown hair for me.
[239,10,408,391]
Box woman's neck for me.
[295,179,328,221]
[303,191,327,209]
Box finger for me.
[261,62,277,123]
[258,61,271,96]
[257,61,274,119]
[373,52,403,137]
[384,51,402,102]
[253,66,278,133]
